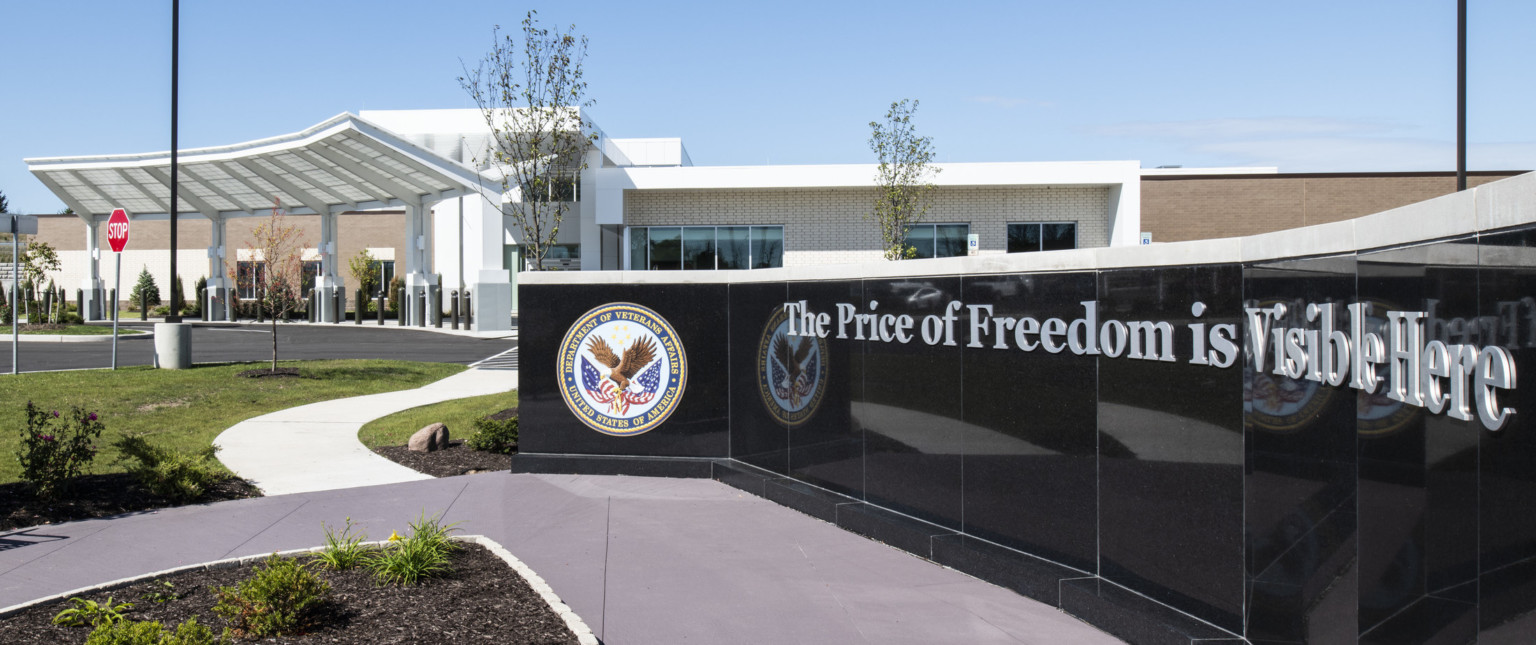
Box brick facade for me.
[624,185,1111,266]
[1142,171,1523,243]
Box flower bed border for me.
[0,534,596,645]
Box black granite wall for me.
[518,227,1536,643]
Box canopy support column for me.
[469,197,511,332]
[80,214,105,321]
[318,210,342,323]
[205,215,229,321]
[402,202,435,327]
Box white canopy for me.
[25,112,488,221]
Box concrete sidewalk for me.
[0,474,1122,644]
[215,368,519,495]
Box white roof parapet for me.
[522,170,1536,285]
[25,113,493,220]
[602,160,1141,191]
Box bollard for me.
[76,289,83,320]
[376,293,385,325]
[432,286,442,328]
[355,289,363,325]
[308,290,317,323]
[465,290,472,327]
[450,290,459,330]
[334,288,344,324]
[413,288,425,328]
[396,287,406,326]
[140,291,147,322]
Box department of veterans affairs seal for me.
[757,307,828,427]
[559,303,687,436]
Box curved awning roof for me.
[25,112,489,221]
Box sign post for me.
[107,209,130,369]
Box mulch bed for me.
[0,543,578,644]
[0,474,261,532]
[373,441,511,479]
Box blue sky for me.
[3,0,1533,213]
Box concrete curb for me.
[4,330,149,343]
[466,535,599,645]
[214,320,517,340]
[0,534,595,643]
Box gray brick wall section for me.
[624,186,1110,266]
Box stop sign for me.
[107,209,130,253]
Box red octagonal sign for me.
[107,208,130,253]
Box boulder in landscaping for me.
[408,423,450,452]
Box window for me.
[519,177,580,203]
[1007,223,1077,253]
[906,223,969,259]
[301,261,322,295]
[534,244,580,270]
[371,260,395,296]
[627,225,784,270]
[235,261,265,299]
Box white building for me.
[23,109,1143,330]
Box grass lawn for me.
[17,324,144,335]
[0,360,464,484]
[358,390,518,448]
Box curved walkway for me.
[215,367,518,496]
[0,474,1122,644]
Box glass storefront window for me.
[648,227,681,270]
[628,225,783,270]
[904,224,967,259]
[750,226,782,269]
[718,226,750,270]
[937,224,969,258]
[1042,223,1076,251]
[683,228,717,270]
[629,227,648,271]
[907,225,935,259]
[1008,223,1077,253]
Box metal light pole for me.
[1457,0,1467,191]
[10,216,18,375]
[167,0,181,321]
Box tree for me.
[170,274,187,310]
[460,10,597,272]
[347,248,380,298]
[129,266,161,311]
[21,241,61,289]
[867,99,941,260]
[0,190,9,214]
[231,198,306,373]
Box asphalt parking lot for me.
[0,323,517,373]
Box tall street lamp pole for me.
[167,0,181,321]
[1457,0,1467,192]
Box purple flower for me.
[40,435,55,442]
[51,411,59,418]
[88,413,97,422]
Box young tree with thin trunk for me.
[868,99,941,260]
[459,10,598,271]
[232,198,306,373]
